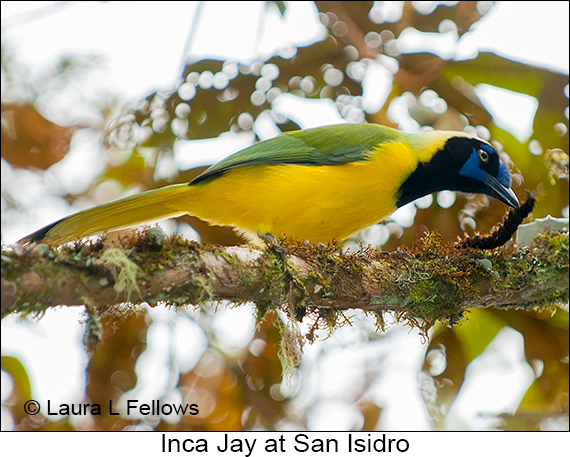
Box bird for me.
[18,123,519,245]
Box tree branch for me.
[1,230,568,330]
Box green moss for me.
[2,243,69,318]
[1,248,23,281]
[478,231,569,309]
[409,278,437,303]
[403,271,464,330]
[254,246,289,322]
[99,248,142,302]
[82,303,102,353]
[538,231,569,270]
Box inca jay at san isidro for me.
[19,123,519,245]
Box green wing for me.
[190,123,405,184]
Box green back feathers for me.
[191,123,408,184]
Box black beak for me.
[485,173,519,208]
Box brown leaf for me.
[1,103,78,169]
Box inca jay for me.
[19,123,519,245]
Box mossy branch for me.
[1,230,568,331]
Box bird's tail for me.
[18,183,193,244]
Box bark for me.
[1,230,568,329]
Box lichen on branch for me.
[2,228,568,340]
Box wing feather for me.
[191,123,405,184]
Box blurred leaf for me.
[1,355,31,400]
[445,52,569,152]
[492,309,569,420]
[1,355,33,426]
[85,310,150,430]
[316,1,486,41]
[103,148,153,188]
[129,36,364,148]
[424,308,569,429]
[424,309,507,423]
[358,400,383,431]
[163,313,289,431]
[445,53,549,98]
[1,103,77,169]
[270,1,286,16]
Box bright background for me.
[1,1,569,433]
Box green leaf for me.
[1,355,32,401]
[445,52,551,98]
[270,1,286,16]
[423,308,508,424]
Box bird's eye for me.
[479,149,490,162]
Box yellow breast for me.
[181,140,420,242]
